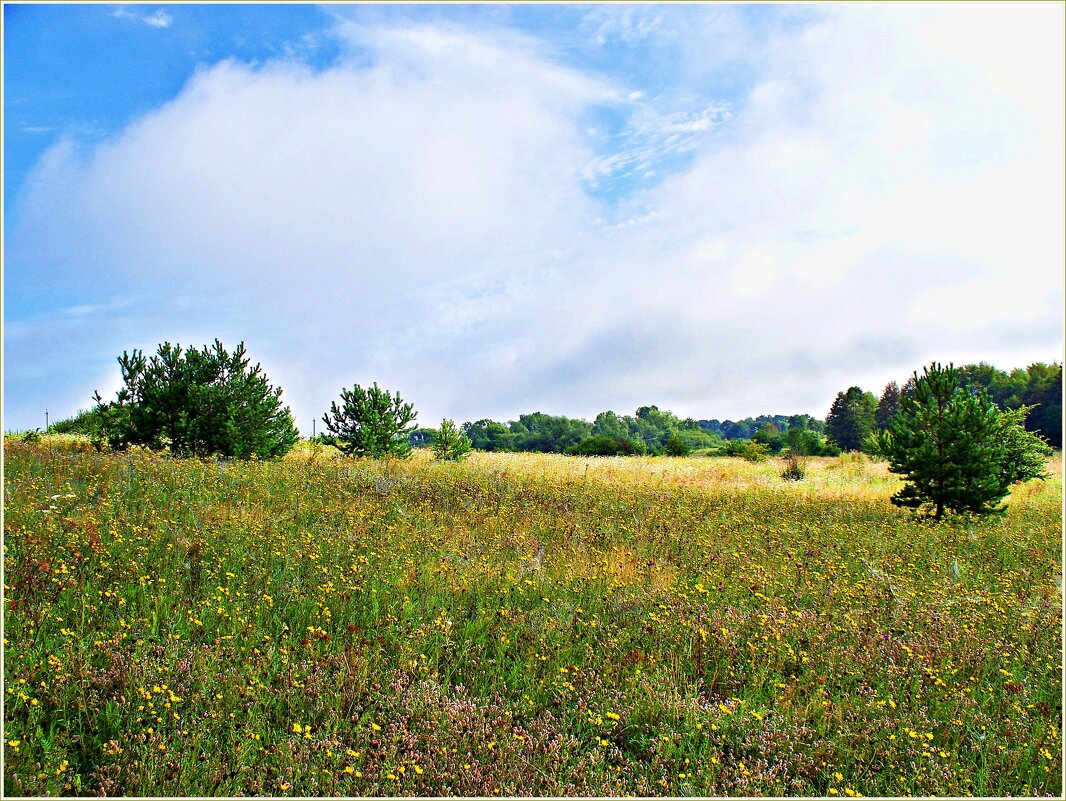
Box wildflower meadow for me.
[3,438,1062,796]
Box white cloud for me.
[6,6,1063,433]
[8,25,609,431]
[112,7,173,29]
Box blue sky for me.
[4,3,1064,434]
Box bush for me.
[663,433,692,457]
[784,427,826,456]
[564,435,646,456]
[47,408,107,437]
[723,440,770,462]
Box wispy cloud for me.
[582,6,666,46]
[112,7,172,29]
[583,101,732,191]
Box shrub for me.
[663,433,692,457]
[784,427,826,456]
[564,435,646,456]
[47,408,107,437]
[723,440,770,462]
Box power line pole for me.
[45,409,49,430]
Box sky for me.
[4,2,1064,435]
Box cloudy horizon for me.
[4,3,1064,435]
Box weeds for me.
[780,455,807,481]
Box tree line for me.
[42,340,1058,519]
[443,410,835,459]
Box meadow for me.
[3,437,1062,797]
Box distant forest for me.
[414,361,1062,457]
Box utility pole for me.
[45,409,49,430]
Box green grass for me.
[3,438,1062,796]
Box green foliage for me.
[996,406,1052,486]
[951,361,1062,448]
[409,428,438,449]
[878,362,1049,519]
[784,427,827,456]
[700,413,824,440]
[322,383,417,458]
[723,439,770,461]
[1017,363,1062,448]
[825,386,878,452]
[462,406,720,456]
[509,412,592,453]
[564,435,647,456]
[432,419,472,462]
[462,419,515,452]
[629,406,719,453]
[662,433,692,457]
[93,340,298,458]
[47,407,107,438]
[751,422,786,454]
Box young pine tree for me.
[877,362,1048,519]
[322,383,417,458]
[432,419,472,462]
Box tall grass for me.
[3,440,1061,796]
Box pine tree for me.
[432,419,472,461]
[877,362,1049,519]
[875,381,901,430]
[322,383,417,458]
[94,340,298,458]
[825,386,877,451]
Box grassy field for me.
[3,438,1062,797]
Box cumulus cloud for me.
[5,5,1063,433]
